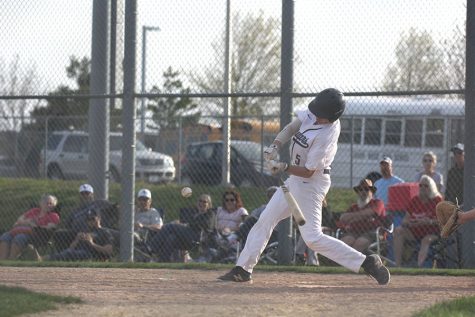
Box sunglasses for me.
[356,187,370,192]
[454,150,464,155]
[423,159,433,163]
[419,183,429,188]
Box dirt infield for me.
[0,267,473,317]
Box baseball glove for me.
[436,201,461,238]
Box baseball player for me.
[218,88,390,285]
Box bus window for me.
[385,120,402,145]
[353,118,362,144]
[425,118,444,148]
[364,118,382,145]
[339,118,351,143]
[404,119,422,147]
[339,118,362,144]
[450,118,464,145]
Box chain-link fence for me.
[0,0,472,268]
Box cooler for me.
[386,182,419,213]
[385,182,419,262]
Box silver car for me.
[39,130,175,183]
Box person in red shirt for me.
[339,178,385,252]
[0,194,60,260]
[393,175,442,267]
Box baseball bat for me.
[281,184,306,226]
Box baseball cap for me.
[380,156,392,165]
[451,143,464,153]
[137,188,152,199]
[79,184,94,193]
[86,209,99,219]
[353,178,376,193]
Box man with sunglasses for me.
[445,143,464,206]
[218,88,391,285]
[338,179,385,252]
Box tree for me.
[383,28,448,91]
[190,11,281,116]
[0,55,40,131]
[148,66,199,130]
[443,24,465,91]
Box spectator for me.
[445,143,464,206]
[216,189,248,234]
[134,188,163,242]
[228,186,278,246]
[52,184,95,251]
[338,179,385,252]
[0,194,60,260]
[148,194,216,262]
[45,209,114,261]
[393,175,442,267]
[414,151,444,193]
[374,156,404,207]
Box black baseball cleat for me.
[218,266,252,282]
[362,254,390,285]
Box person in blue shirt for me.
[374,156,404,207]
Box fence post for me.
[277,0,295,265]
[462,0,475,268]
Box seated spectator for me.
[393,175,442,267]
[0,194,60,260]
[134,188,163,242]
[414,151,444,193]
[228,186,278,246]
[374,156,404,207]
[338,179,385,252]
[445,143,464,205]
[216,189,248,234]
[45,209,114,261]
[148,194,216,262]
[53,184,95,251]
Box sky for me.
[0,0,467,98]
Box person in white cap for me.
[134,189,163,242]
[445,143,464,206]
[78,184,95,207]
[374,156,404,207]
[52,184,96,252]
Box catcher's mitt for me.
[436,201,461,238]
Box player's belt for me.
[323,169,330,174]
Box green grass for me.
[0,285,82,317]
[0,177,356,231]
[413,296,475,317]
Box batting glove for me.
[263,144,279,161]
[267,160,288,175]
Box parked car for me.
[181,140,278,187]
[39,130,175,183]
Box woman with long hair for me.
[393,175,443,267]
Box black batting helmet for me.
[308,88,346,122]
